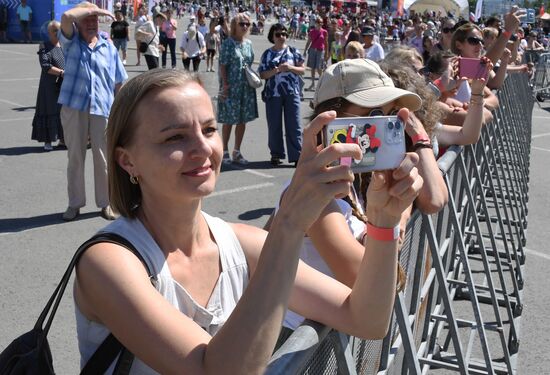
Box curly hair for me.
[379,62,444,139]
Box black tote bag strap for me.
[80,333,124,375]
[32,232,155,373]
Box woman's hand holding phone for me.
[366,108,424,228]
[279,111,362,232]
[469,57,493,94]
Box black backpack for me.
[0,233,154,375]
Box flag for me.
[397,0,404,16]
[540,5,545,17]
[134,0,142,18]
[474,0,483,22]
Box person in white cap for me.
[179,24,206,71]
[268,58,426,341]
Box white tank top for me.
[75,212,249,374]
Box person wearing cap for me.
[303,16,329,91]
[268,59,425,341]
[179,25,206,71]
[361,26,384,62]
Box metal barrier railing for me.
[532,52,550,103]
[266,73,533,375]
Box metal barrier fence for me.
[266,73,533,375]
[532,52,550,103]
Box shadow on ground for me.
[0,212,99,233]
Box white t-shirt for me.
[180,30,205,58]
[364,42,385,62]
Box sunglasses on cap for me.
[442,26,454,34]
[466,36,484,46]
[275,32,288,38]
[239,22,250,28]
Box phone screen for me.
[459,58,488,80]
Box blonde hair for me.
[379,62,443,139]
[482,27,498,39]
[345,41,365,59]
[75,1,98,9]
[385,45,424,67]
[230,13,251,38]
[47,20,60,33]
[107,69,203,218]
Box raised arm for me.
[286,108,423,339]
[484,7,522,66]
[405,113,448,214]
[76,111,363,375]
[60,5,114,39]
[437,74,490,146]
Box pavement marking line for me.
[0,99,28,107]
[208,182,274,198]
[0,77,38,82]
[532,115,550,120]
[532,132,550,139]
[524,248,550,261]
[0,116,33,123]
[532,146,550,153]
[231,166,274,178]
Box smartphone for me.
[459,58,488,80]
[323,116,406,173]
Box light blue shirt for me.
[16,5,32,21]
[58,25,128,117]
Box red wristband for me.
[502,30,512,39]
[366,222,400,241]
[411,133,431,145]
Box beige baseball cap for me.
[312,59,422,111]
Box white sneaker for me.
[122,59,127,65]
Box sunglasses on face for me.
[239,22,250,28]
[466,36,484,46]
[341,107,400,117]
[275,32,288,38]
[442,27,454,34]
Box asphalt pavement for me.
[0,15,549,374]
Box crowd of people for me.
[15,0,543,372]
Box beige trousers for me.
[60,106,109,209]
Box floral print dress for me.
[217,37,258,125]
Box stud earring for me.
[130,175,139,185]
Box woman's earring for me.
[130,175,139,185]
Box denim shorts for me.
[113,38,127,52]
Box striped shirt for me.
[58,25,128,118]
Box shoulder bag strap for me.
[32,231,154,375]
[147,26,158,47]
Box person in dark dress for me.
[31,21,65,151]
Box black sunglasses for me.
[274,32,288,38]
[239,22,250,28]
[466,36,484,46]
[442,27,454,34]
